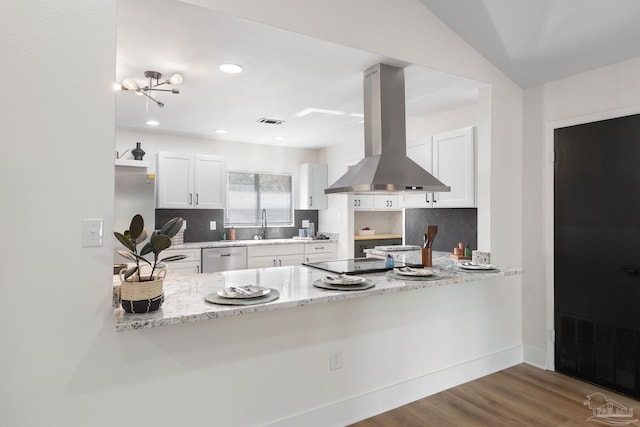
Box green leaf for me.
[130,253,152,265]
[116,250,137,262]
[160,254,188,263]
[124,266,138,281]
[160,217,183,238]
[139,242,153,256]
[114,232,135,252]
[129,214,144,240]
[135,228,148,245]
[151,234,171,254]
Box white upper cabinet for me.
[432,127,475,208]
[353,194,400,211]
[194,155,226,209]
[299,163,328,210]
[157,152,226,209]
[400,127,476,208]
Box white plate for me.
[457,262,496,270]
[217,285,271,299]
[393,267,434,277]
[321,275,366,285]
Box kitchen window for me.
[226,171,293,226]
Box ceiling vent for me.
[257,118,285,125]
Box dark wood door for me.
[555,113,640,397]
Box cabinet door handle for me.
[309,196,312,207]
[273,259,277,267]
[220,253,231,257]
[390,200,392,207]
[315,246,324,250]
[197,265,200,274]
[195,193,199,205]
[189,193,193,205]
[279,259,282,266]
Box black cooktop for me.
[302,257,422,275]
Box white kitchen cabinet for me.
[304,242,337,263]
[246,244,305,268]
[400,126,475,208]
[162,248,201,275]
[353,195,400,211]
[299,163,328,210]
[432,127,475,207]
[156,152,226,209]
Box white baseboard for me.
[267,345,523,427]
[523,344,547,370]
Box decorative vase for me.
[119,269,166,313]
[132,142,145,160]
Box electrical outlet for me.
[330,349,342,370]
[210,221,216,230]
[181,220,187,230]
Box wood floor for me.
[348,364,640,427]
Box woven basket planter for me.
[119,269,166,314]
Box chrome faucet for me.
[259,209,267,239]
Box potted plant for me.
[114,214,186,313]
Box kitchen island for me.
[113,250,522,332]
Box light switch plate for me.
[210,221,216,230]
[81,218,103,247]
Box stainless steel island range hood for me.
[325,63,450,195]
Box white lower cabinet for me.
[246,244,305,268]
[162,248,201,275]
[304,242,337,263]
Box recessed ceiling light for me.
[219,64,244,74]
[274,136,286,141]
[145,120,159,126]
[215,129,227,134]
[295,108,346,117]
[349,113,364,118]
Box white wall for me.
[523,57,640,368]
[1,1,524,426]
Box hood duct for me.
[325,63,450,195]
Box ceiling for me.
[115,0,482,149]
[118,1,640,148]
[419,0,640,88]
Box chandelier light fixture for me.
[118,70,183,108]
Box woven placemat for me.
[313,280,375,291]
[385,270,444,281]
[204,289,280,306]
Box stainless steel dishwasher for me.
[202,246,247,272]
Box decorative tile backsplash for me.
[155,209,319,242]
[404,208,477,252]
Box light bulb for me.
[122,78,138,91]
[169,73,183,84]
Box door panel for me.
[555,113,640,397]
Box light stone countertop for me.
[113,250,523,332]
